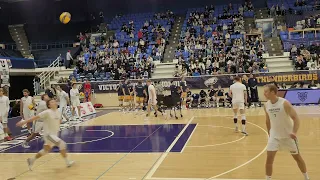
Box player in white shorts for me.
[263,84,310,180]
[56,86,70,121]
[20,89,35,134]
[0,88,11,141]
[229,76,248,135]
[22,94,50,148]
[16,99,74,170]
[146,79,159,117]
[70,83,81,120]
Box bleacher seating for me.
[175,4,267,76]
[70,11,174,82]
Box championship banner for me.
[54,70,320,93]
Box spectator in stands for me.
[66,50,73,69]
[34,75,40,95]
[295,55,307,70]
[308,80,318,88]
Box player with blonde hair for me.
[16,99,74,170]
[0,88,11,141]
[229,76,248,135]
[263,84,310,180]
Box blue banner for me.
[55,70,320,94]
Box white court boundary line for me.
[146,115,269,180]
[148,178,266,180]
[207,120,268,180]
[144,116,195,179]
[187,125,246,148]
[180,123,198,153]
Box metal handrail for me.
[34,55,62,95]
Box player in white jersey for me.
[16,99,74,170]
[263,84,310,180]
[22,94,50,148]
[70,83,81,120]
[0,88,11,141]
[56,86,70,121]
[229,76,248,135]
[20,89,35,134]
[146,79,159,117]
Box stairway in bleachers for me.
[244,17,256,32]
[254,8,269,19]
[152,62,176,78]
[264,37,284,56]
[8,24,31,58]
[265,55,294,72]
[163,15,185,63]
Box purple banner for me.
[54,70,320,93]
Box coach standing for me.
[248,74,259,107]
[66,50,73,69]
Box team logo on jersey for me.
[297,92,308,102]
[204,77,218,87]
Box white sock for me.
[64,157,70,164]
[242,124,246,132]
[4,133,8,137]
[266,176,271,180]
[303,172,310,180]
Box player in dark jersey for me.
[180,76,187,108]
[199,89,208,107]
[143,83,149,110]
[216,85,225,107]
[129,84,135,110]
[185,88,192,108]
[208,85,217,107]
[122,80,131,112]
[116,81,124,110]
[191,93,199,108]
[135,81,145,110]
[170,81,181,107]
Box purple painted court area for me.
[3,124,196,153]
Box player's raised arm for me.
[283,100,300,137]
[264,106,271,136]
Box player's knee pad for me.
[39,149,49,156]
[241,119,246,125]
[58,141,67,150]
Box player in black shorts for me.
[208,85,217,107]
[199,89,208,107]
[143,83,149,111]
[216,85,225,107]
[185,88,192,108]
[129,85,135,111]
[116,81,124,111]
[122,80,131,112]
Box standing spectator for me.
[34,75,40,95]
[66,50,73,69]
[248,73,259,106]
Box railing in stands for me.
[33,55,62,95]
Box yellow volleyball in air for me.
[59,12,71,24]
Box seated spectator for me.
[192,69,201,76]
[295,56,307,70]
[308,81,318,88]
